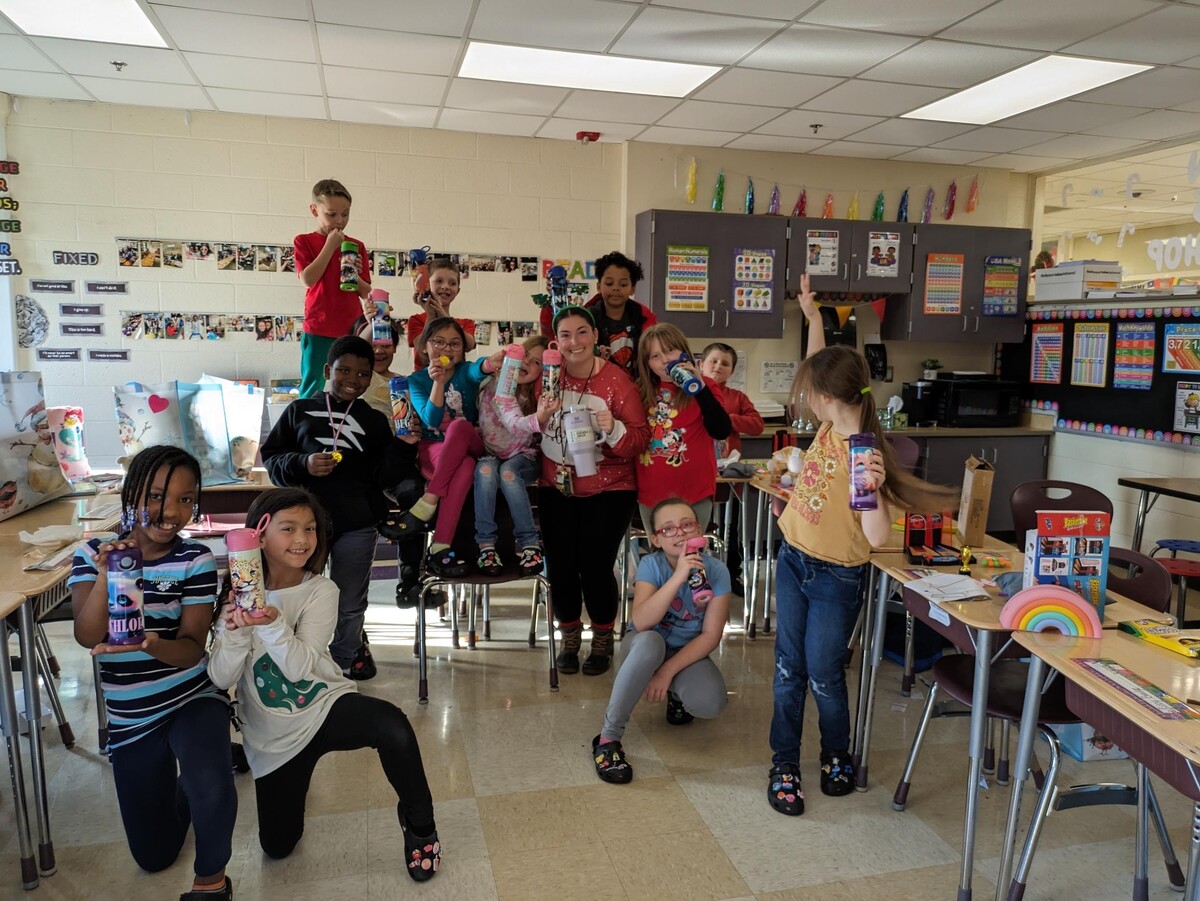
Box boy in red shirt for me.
[404,258,476,370]
[699,342,764,459]
[294,179,372,398]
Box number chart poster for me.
[1030,322,1064,385]
[732,247,774,313]
[981,255,1021,317]
[1174,381,1200,434]
[1113,321,1155,390]
[664,244,709,312]
[1163,323,1200,374]
[1071,322,1110,389]
[923,253,964,315]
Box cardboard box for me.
[956,456,994,547]
[1022,510,1111,619]
[1033,264,1122,302]
[1048,723,1128,762]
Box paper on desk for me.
[19,525,84,547]
[22,539,85,572]
[906,573,989,607]
[80,502,120,520]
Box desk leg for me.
[18,599,54,876]
[997,655,1046,901]
[854,570,890,792]
[749,488,766,641]
[851,567,877,763]
[1185,802,1200,901]
[0,623,38,890]
[1135,762,1149,901]
[1132,489,1151,554]
[958,627,993,901]
[738,488,752,636]
[762,514,774,635]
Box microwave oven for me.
[935,378,1022,427]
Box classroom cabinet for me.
[785,218,914,295]
[921,433,1048,533]
[634,209,788,340]
[881,224,1031,344]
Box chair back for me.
[1009,480,1114,542]
[886,434,921,476]
[1107,546,1173,614]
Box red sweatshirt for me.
[712,383,764,456]
[637,376,732,508]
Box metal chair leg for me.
[541,576,559,692]
[997,719,1012,785]
[1144,771,1186,888]
[34,641,73,748]
[35,625,59,678]
[984,716,996,775]
[417,585,430,704]
[482,586,491,641]
[93,657,109,753]
[467,585,478,649]
[901,611,916,696]
[450,585,461,649]
[893,680,939,811]
[528,582,539,648]
[1008,727,1064,901]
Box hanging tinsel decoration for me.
[768,184,781,215]
[711,169,725,212]
[792,189,807,217]
[896,189,909,223]
[944,180,957,220]
[846,193,860,220]
[921,187,935,224]
[871,190,885,221]
[685,158,697,204]
[745,177,755,214]
[966,175,980,213]
[822,193,835,218]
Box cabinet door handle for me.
[962,315,968,332]
[842,263,848,280]
[974,316,981,333]
[725,310,730,327]
[856,264,862,281]
[710,310,716,328]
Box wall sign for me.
[0,160,18,174]
[36,348,81,362]
[32,280,74,293]
[60,322,104,337]
[0,219,20,232]
[88,349,130,362]
[52,251,99,266]
[60,303,103,316]
[0,197,17,211]
[0,259,22,275]
[85,281,128,294]
[1164,324,1200,374]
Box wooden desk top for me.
[748,472,790,502]
[0,496,119,536]
[1116,477,1200,503]
[1014,629,1200,764]
[0,591,25,619]
[0,498,120,600]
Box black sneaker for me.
[592,734,633,784]
[231,742,250,774]
[425,548,468,579]
[346,644,377,681]
[477,548,504,576]
[820,749,855,796]
[402,822,441,882]
[768,764,804,816]
[180,877,233,900]
[666,692,694,726]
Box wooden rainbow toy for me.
[999,584,1103,638]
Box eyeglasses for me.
[654,520,700,538]
[428,338,463,352]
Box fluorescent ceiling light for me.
[903,55,1151,125]
[459,42,719,98]
[0,0,166,47]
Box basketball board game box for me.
[904,512,970,565]
[1023,510,1111,619]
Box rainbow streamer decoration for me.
[1000,585,1102,638]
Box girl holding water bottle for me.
[539,306,649,676]
[68,445,236,901]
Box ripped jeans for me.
[473,454,540,550]
[769,544,864,767]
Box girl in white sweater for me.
[208,488,440,880]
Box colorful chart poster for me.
[1113,322,1155,390]
[804,229,838,276]
[1163,323,1200,374]
[732,247,773,313]
[1175,381,1200,434]
[981,255,1020,317]
[923,253,964,315]
[865,231,900,278]
[1071,322,1110,388]
[1031,322,1064,384]
[665,244,709,312]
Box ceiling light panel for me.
[0,0,166,46]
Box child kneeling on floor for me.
[592,497,730,784]
[207,488,440,880]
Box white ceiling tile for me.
[311,0,473,36]
[0,15,14,33]
[324,67,447,104]
[1084,110,1200,141]
[151,0,309,18]
[472,0,636,52]
[1066,6,1200,65]
[939,0,1161,51]
[742,24,918,77]
[892,147,994,165]
[803,80,951,117]
[1173,99,1200,114]
[1017,134,1147,159]
[151,6,315,62]
[998,101,1144,134]
[802,0,994,36]
[1074,67,1200,111]
[634,125,740,147]
[693,68,842,107]
[444,78,568,116]
[657,99,786,131]
[810,141,916,159]
[849,118,975,146]
[976,153,1074,171]
[316,25,459,75]
[438,109,546,136]
[722,134,830,153]
[611,8,783,65]
[756,109,884,140]
[860,40,1038,89]
[74,76,211,109]
[935,127,1061,153]
[650,0,814,18]
[537,118,645,142]
[184,53,321,95]
[33,38,192,82]
[211,88,327,119]
[0,70,92,100]
[555,90,680,124]
[328,98,438,127]
[0,34,57,72]
[1178,55,1200,69]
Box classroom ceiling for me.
[1,0,1199,231]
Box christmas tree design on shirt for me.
[253,653,327,712]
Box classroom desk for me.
[198,471,273,516]
[1003,630,1200,901]
[1118,477,1200,554]
[744,472,788,639]
[0,590,39,890]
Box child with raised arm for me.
[592,498,730,784]
[404,257,477,370]
[207,489,439,880]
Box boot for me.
[556,623,582,674]
[582,627,614,676]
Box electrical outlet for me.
[885,365,894,382]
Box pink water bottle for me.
[542,341,562,402]
[496,344,524,399]
[684,536,714,606]
[225,515,269,616]
[106,547,145,645]
[848,433,879,511]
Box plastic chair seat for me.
[1154,539,1200,556]
[1159,558,1200,579]
[930,655,1076,724]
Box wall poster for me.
[1113,321,1155,390]
[923,253,964,315]
[804,229,838,276]
[1174,381,1200,434]
[865,231,900,278]
[981,255,1021,317]
[1071,322,1111,388]
[1164,323,1200,374]
[732,247,773,313]
[1031,322,1064,385]
[664,244,709,312]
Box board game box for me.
[1023,510,1111,619]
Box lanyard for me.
[325,392,348,460]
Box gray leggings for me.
[600,629,728,742]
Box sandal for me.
[820,749,855,797]
[425,548,468,579]
[518,545,544,576]
[386,509,434,542]
[768,764,804,816]
[402,822,441,882]
[477,548,504,576]
[592,734,633,785]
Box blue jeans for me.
[769,544,864,767]
[474,454,540,550]
[328,526,380,669]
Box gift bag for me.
[199,375,266,479]
[114,380,235,484]
[0,372,72,522]
[46,405,93,480]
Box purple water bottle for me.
[848,433,879,511]
[684,536,714,607]
[106,547,145,645]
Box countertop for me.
[769,426,1054,439]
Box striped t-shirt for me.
[69,538,226,750]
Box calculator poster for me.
[732,247,774,313]
[1164,323,1200,374]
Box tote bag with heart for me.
[0,371,72,522]
[114,380,239,485]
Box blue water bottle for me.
[668,352,702,395]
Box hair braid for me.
[120,445,203,533]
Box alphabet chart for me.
[1071,323,1110,388]
[922,253,964,315]
[1030,322,1063,384]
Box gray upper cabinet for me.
[785,218,914,295]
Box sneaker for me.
[346,644,377,681]
[180,877,233,900]
[231,742,250,774]
[477,547,504,576]
[582,627,614,676]
[820,749,855,796]
[518,545,544,577]
[425,548,468,579]
[592,734,633,784]
[767,764,804,816]
[402,822,441,883]
[556,623,582,674]
[666,692,694,726]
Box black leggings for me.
[254,692,434,859]
[538,487,636,627]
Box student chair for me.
[1009,480,1114,541]
[1148,539,1200,627]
